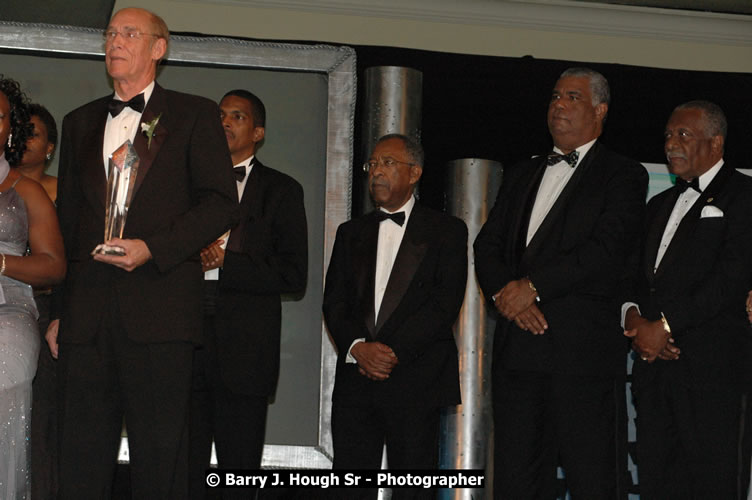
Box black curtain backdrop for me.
[352,44,752,212]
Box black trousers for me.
[633,365,752,500]
[492,368,627,500]
[189,312,269,500]
[57,298,194,500]
[331,402,441,500]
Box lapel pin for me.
[707,197,713,203]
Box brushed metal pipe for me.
[440,158,502,500]
[359,66,422,215]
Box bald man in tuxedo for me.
[50,8,237,498]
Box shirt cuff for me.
[346,338,365,364]
[621,302,640,329]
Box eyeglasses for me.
[103,29,160,42]
[362,156,416,173]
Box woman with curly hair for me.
[0,76,65,499]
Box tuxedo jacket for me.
[474,142,648,377]
[212,159,308,397]
[323,203,467,409]
[55,83,238,345]
[631,163,752,392]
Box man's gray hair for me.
[675,100,727,140]
[376,133,424,167]
[560,67,610,107]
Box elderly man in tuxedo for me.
[47,8,237,498]
[323,134,467,498]
[624,101,752,499]
[189,89,308,499]
[474,67,648,498]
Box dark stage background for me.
[350,44,752,214]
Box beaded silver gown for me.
[0,177,39,499]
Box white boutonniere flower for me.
[140,113,162,149]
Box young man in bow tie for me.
[624,101,752,499]
[474,67,647,498]
[189,89,308,499]
[48,7,238,498]
[323,134,467,499]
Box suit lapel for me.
[357,214,381,338]
[524,142,599,260]
[132,84,168,197]
[511,158,547,265]
[375,205,429,333]
[82,99,110,211]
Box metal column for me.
[440,158,503,500]
[359,66,423,215]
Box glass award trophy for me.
[92,140,140,256]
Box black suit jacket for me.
[56,83,238,345]
[631,163,752,392]
[474,142,648,376]
[213,159,308,397]
[323,203,467,409]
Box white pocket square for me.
[700,205,724,218]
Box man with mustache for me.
[48,8,238,498]
[474,67,647,498]
[189,89,307,499]
[323,134,467,498]
[623,101,752,498]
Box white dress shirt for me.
[526,139,596,245]
[102,81,155,174]
[204,154,254,281]
[653,159,723,270]
[347,196,416,363]
[621,159,724,327]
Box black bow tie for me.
[675,176,701,193]
[373,210,406,227]
[233,166,247,181]
[546,150,579,168]
[109,93,145,117]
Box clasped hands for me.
[493,278,548,335]
[351,341,398,381]
[201,238,225,272]
[623,307,680,363]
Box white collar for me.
[114,80,155,107]
[234,154,255,170]
[696,159,724,192]
[380,195,416,222]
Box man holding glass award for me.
[46,8,238,498]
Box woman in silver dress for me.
[15,102,60,499]
[0,76,65,499]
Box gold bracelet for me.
[660,313,671,334]
[0,253,6,275]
